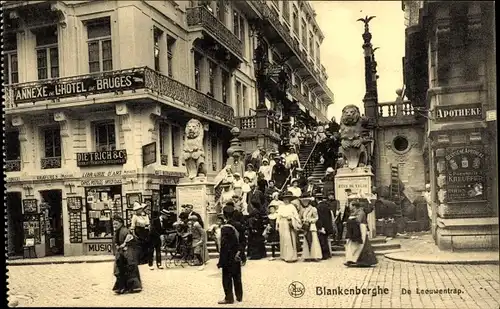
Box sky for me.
[311,1,406,121]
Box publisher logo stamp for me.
[288,281,305,298]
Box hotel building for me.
[4,1,334,257]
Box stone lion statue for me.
[339,104,368,169]
[182,119,207,179]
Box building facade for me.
[402,1,498,250]
[4,0,333,258]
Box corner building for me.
[4,0,333,258]
[403,1,497,250]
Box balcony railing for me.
[252,1,330,95]
[236,113,282,137]
[41,157,62,169]
[378,101,415,117]
[5,67,234,125]
[289,85,327,122]
[187,6,243,59]
[5,160,21,172]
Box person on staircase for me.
[258,158,273,183]
[264,180,280,203]
[289,130,301,152]
[244,164,258,187]
[285,146,301,179]
[322,168,336,196]
[295,168,308,194]
[246,209,267,260]
[288,179,302,198]
[271,156,288,190]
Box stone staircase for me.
[205,235,401,259]
[279,143,315,191]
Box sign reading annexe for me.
[77,150,127,167]
[13,71,145,104]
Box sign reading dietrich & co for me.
[435,103,483,122]
[77,150,127,167]
[13,70,145,104]
[445,146,486,202]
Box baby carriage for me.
[163,223,197,268]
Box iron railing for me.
[5,160,21,172]
[41,157,62,169]
[5,67,235,125]
[186,6,243,59]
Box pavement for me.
[384,233,500,265]
[7,255,500,308]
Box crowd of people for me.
[109,118,377,300]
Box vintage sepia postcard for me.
[4,0,498,308]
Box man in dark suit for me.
[182,204,204,228]
[315,193,334,260]
[217,205,243,304]
[148,210,164,269]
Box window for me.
[301,19,307,48]
[233,11,245,48]
[4,33,18,84]
[87,18,112,73]
[94,122,116,152]
[211,135,218,171]
[209,61,217,97]
[6,131,20,161]
[159,123,170,165]
[293,6,299,35]
[242,85,247,115]
[167,35,176,78]
[153,27,163,71]
[171,125,181,167]
[85,185,122,239]
[393,136,410,152]
[215,0,225,23]
[194,52,202,90]
[309,32,314,57]
[316,42,320,63]
[43,127,61,158]
[235,81,242,116]
[35,26,59,80]
[282,1,290,25]
[222,70,229,104]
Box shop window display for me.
[85,185,123,239]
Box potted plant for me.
[384,218,397,237]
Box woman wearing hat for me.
[288,178,302,198]
[218,182,235,214]
[264,203,280,260]
[244,164,257,186]
[322,167,335,196]
[344,201,378,267]
[258,158,272,182]
[130,202,151,266]
[276,192,302,262]
[299,198,322,262]
[188,215,210,269]
[246,209,267,260]
[232,173,244,197]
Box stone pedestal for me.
[176,177,217,228]
[335,167,376,238]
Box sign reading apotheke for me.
[13,71,145,104]
[77,150,127,167]
[435,103,483,121]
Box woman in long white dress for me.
[258,158,273,182]
[299,199,322,261]
[276,192,302,263]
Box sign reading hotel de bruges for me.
[13,71,145,104]
[76,150,127,167]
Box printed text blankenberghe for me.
[316,286,389,296]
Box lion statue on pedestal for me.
[339,104,368,169]
[183,119,207,179]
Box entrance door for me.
[40,190,64,256]
[7,192,24,256]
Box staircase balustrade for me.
[279,142,320,192]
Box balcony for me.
[251,1,333,104]
[41,157,62,169]
[5,160,21,172]
[289,85,328,123]
[378,101,421,127]
[236,111,282,141]
[187,6,244,60]
[4,66,234,126]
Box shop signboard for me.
[445,146,486,202]
[13,70,145,104]
[85,242,113,255]
[435,103,483,122]
[142,142,157,167]
[77,150,127,167]
[23,199,38,214]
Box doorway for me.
[40,190,64,256]
[7,192,24,256]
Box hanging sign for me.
[77,150,127,167]
[142,142,157,167]
[435,103,482,122]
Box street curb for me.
[7,258,114,266]
[384,254,500,265]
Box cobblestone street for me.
[7,257,500,308]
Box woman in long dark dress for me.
[112,216,142,294]
[344,201,378,267]
[247,209,267,260]
[130,202,151,266]
[265,204,280,261]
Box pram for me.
[162,225,197,268]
